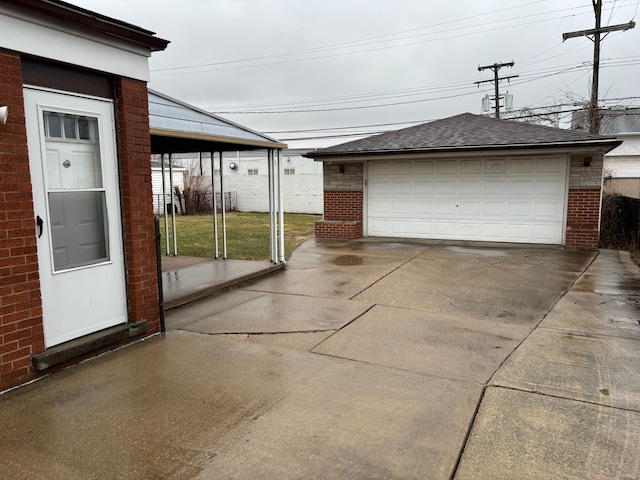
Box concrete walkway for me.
[1,239,639,479]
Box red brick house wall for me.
[115,78,160,332]
[0,54,160,392]
[0,49,45,391]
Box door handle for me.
[36,215,44,238]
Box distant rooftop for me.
[571,108,640,135]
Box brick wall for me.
[115,78,160,333]
[565,189,602,250]
[565,153,604,250]
[316,162,364,239]
[0,49,45,391]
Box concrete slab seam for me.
[311,304,378,352]
[449,385,488,480]
[348,249,433,301]
[483,384,640,414]
[484,250,600,386]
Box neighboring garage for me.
[306,113,621,250]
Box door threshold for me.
[32,321,147,372]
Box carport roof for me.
[149,90,287,153]
[306,113,621,158]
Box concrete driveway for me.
[1,239,640,479]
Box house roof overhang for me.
[8,0,169,51]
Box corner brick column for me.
[0,49,45,391]
[565,153,604,250]
[115,78,160,332]
[315,162,364,239]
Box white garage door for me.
[367,156,567,244]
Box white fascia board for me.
[0,5,151,81]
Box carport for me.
[149,89,288,264]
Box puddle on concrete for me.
[331,255,364,266]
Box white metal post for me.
[277,149,285,264]
[161,153,170,255]
[210,151,219,259]
[220,151,227,259]
[267,149,276,263]
[169,153,178,256]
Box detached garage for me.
[307,113,621,250]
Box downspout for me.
[268,149,276,263]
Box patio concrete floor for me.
[1,239,640,479]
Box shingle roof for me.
[571,108,640,134]
[308,113,619,157]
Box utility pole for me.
[562,0,635,133]
[474,61,519,119]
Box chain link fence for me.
[153,192,237,215]
[603,178,640,199]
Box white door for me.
[367,157,568,244]
[24,88,127,348]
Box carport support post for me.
[210,152,219,259]
[161,153,170,255]
[169,153,178,256]
[219,151,227,259]
[277,149,285,264]
[268,149,276,263]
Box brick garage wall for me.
[316,162,364,239]
[0,49,45,391]
[566,153,604,250]
[115,78,160,332]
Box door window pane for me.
[46,112,62,138]
[63,114,76,139]
[48,191,109,270]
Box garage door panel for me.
[391,181,412,195]
[369,162,391,175]
[413,201,433,215]
[392,162,412,175]
[414,161,434,174]
[457,223,480,238]
[413,221,432,235]
[484,202,506,216]
[370,199,390,215]
[369,180,391,195]
[437,160,457,174]
[413,180,434,195]
[535,179,563,195]
[367,157,567,244]
[434,222,455,236]
[391,201,411,215]
[485,180,508,195]
[507,202,532,217]
[537,157,565,173]
[533,225,560,242]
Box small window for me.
[247,169,259,175]
[44,112,97,142]
[284,168,295,175]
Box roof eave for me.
[150,128,288,150]
[306,139,623,160]
[11,0,170,51]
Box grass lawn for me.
[159,212,319,261]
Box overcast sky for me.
[72,0,640,148]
